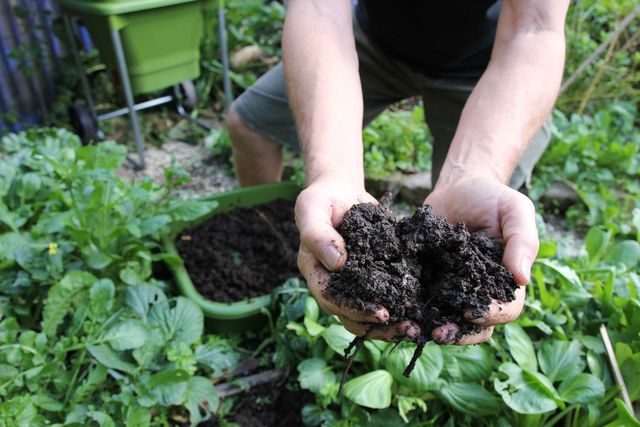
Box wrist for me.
[435,160,503,191]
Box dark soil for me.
[327,194,517,373]
[202,383,315,427]
[176,199,300,302]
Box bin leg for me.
[63,15,104,139]
[218,6,233,108]
[110,28,145,170]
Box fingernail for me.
[519,257,532,284]
[320,245,341,271]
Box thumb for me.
[499,189,539,285]
[295,189,347,272]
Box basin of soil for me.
[328,194,518,375]
[175,199,300,303]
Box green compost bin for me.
[164,182,302,333]
[59,0,214,95]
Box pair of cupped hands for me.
[295,173,539,344]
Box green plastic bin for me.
[59,0,213,95]
[164,182,302,333]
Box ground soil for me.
[176,199,300,302]
[203,383,315,427]
[327,194,517,349]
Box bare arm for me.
[438,0,570,186]
[283,0,364,184]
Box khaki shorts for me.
[232,13,551,189]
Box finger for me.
[298,246,389,323]
[498,189,539,285]
[340,318,421,341]
[431,323,494,345]
[465,285,526,326]
[295,189,347,272]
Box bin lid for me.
[58,0,213,16]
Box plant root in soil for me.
[327,194,518,377]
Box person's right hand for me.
[295,173,422,342]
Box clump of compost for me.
[328,194,517,377]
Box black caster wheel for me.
[69,103,97,145]
[175,80,197,113]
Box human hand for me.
[295,174,421,342]
[425,174,539,345]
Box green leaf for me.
[89,279,115,320]
[494,362,558,414]
[297,358,336,394]
[397,395,427,423]
[621,354,640,401]
[85,249,112,269]
[148,297,203,345]
[343,370,393,409]
[140,215,171,237]
[504,324,538,371]
[103,320,150,351]
[438,382,501,416]
[87,344,136,374]
[126,405,150,427]
[538,340,585,382]
[443,345,494,382]
[184,376,219,425]
[585,227,611,266]
[33,394,64,411]
[72,365,108,403]
[322,324,364,361]
[383,342,442,390]
[605,241,640,269]
[42,271,96,338]
[558,373,605,405]
[88,410,116,427]
[304,297,320,322]
[148,369,190,387]
[126,284,167,322]
[604,399,640,427]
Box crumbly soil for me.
[202,384,314,427]
[327,194,517,361]
[176,199,300,302]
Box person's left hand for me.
[424,174,539,345]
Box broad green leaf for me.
[343,370,393,409]
[85,249,112,269]
[621,354,640,400]
[605,241,640,270]
[194,337,241,376]
[184,376,219,425]
[438,382,501,416]
[585,227,611,266]
[397,395,427,423]
[33,394,63,411]
[536,259,582,288]
[322,324,364,361]
[538,340,585,382]
[89,279,115,320]
[148,369,190,387]
[42,271,96,338]
[304,297,320,322]
[383,342,442,390]
[140,215,171,237]
[167,199,219,222]
[603,399,640,427]
[87,344,136,374]
[443,345,494,382]
[304,317,325,337]
[126,284,167,322]
[88,410,116,427]
[72,365,108,403]
[148,297,203,345]
[103,320,150,351]
[494,362,558,414]
[504,324,537,371]
[297,358,336,394]
[558,373,605,405]
[126,405,150,427]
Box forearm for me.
[283,0,364,184]
[438,28,565,186]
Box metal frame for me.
[62,3,234,171]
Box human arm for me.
[427,0,570,344]
[284,0,420,340]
